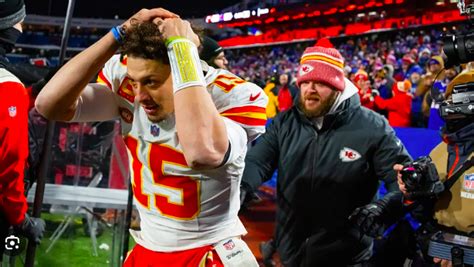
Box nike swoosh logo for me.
[249,92,261,102]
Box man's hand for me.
[122,8,179,31]
[434,258,453,267]
[349,203,385,238]
[157,18,201,47]
[394,164,408,195]
[15,214,46,244]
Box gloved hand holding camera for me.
[14,213,46,244]
[396,156,444,200]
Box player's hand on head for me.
[157,18,200,47]
[122,8,179,31]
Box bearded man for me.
[240,39,412,267]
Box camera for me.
[443,0,474,68]
[400,156,444,199]
[443,33,474,69]
[439,82,474,120]
[428,231,474,265]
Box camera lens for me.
[444,34,459,68]
[443,32,474,68]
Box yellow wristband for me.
[166,38,206,93]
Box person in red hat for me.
[241,38,412,266]
[374,80,413,127]
[354,71,376,110]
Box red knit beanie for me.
[296,38,345,91]
[353,71,369,84]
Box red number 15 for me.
[124,136,200,220]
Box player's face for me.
[299,81,339,118]
[213,52,228,70]
[127,56,174,123]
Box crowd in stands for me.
[7,21,472,131]
[226,23,471,130]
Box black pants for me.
[0,212,11,262]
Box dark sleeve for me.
[241,118,280,191]
[373,118,412,192]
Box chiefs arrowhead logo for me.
[299,64,314,77]
[339,147,361,162]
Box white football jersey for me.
[98,55,268,251]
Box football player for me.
[35,8,267,267]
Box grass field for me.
[10,212,134,267]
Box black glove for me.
[349,202,385,238]
[14,214,46,244]
[349,191,404,238]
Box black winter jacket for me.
[242,93,412,266]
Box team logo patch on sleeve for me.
[118,77,135,103]
[339,147,361,162]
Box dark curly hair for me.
[121,21,169,64]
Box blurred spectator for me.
[428,56,445,80]
[375,65,396,99]
[274,73,298,113]
[417,48,431,68]
[374,80,413,127]
[408,69,426,127]
[354,71,375,110]
[262,76,279,119]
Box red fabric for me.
[374,90,412,127]
[0,81,29,226]
[296,45,345,91]
[277,86,293,112]
[315,37,334,48]
[358,88,375,110]
[123,244,224,267]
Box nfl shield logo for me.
[223,240,235,250]
[463,174,474,192]
[8,106,17,117]
[150,125,160,137]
